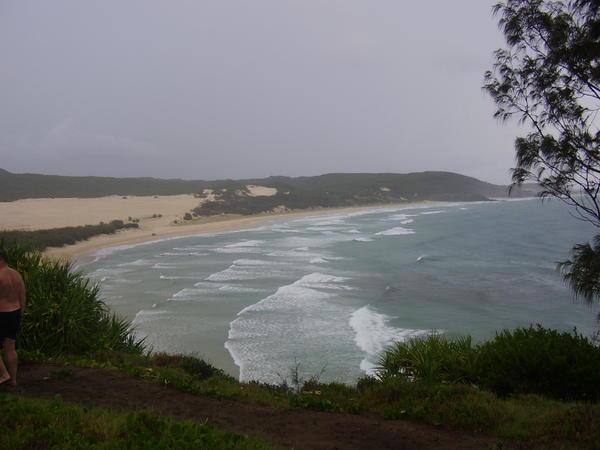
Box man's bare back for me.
[0,266,25,313]
[0,250,25,386]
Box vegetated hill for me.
[193,172,537,216]
[0,169,537,214]
[0,168,208,201]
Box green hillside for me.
[0,168,207,201]
[0,169,537,214]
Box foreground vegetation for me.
[0,394,273,449]
[3,243,600,448]
[378,328,600,401]
[24,349,600,449]
[3,244,144,355]
[0,220,139,251]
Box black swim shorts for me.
[0,309,21,341]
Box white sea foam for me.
[160,274,198,280]
[236,273,352,316]
[302,217,346,226]
[227,240,265,248]
[349,306,428,375]
[118,259,154,267]
[107,278,141,285]
[346,229,361,234]
[171,288,206,300]
[173,245,211,251]
[218,285,269,293]
[269,224,302,233]
[132,309,168,326]
[353,237,373,242]
[152,262,182,269]
[88,267,129,280]
[386,213,417,222]
[212,247,264,254]
[306,226,346,232]
[159,251,209,257]
[375,227,415,236]
[226,272,355,382]
[310,257,328,264]
[207,268,262,282]
[417,255,428,262]
[232,259,280,266]
[420,210,445,215]
[267,246,324,258]
[168,282,267,300]
[206,259,286,281]
[212,239,267,254]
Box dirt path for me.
[9,363,501,450]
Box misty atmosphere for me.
[1,2,600,449]
[1,0,521,183]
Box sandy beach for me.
[0,194,201,230]
[0,194,420,260]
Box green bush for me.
[0,220,139,251]
[377,326,600,401]
[476,326,600,401]
[151,353,232,380]
[2,244,144,356]
[377,334,477,384]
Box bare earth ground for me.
[8,363,501,450]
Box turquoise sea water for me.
[82,199,599,384]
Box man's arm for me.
[18,274,26,314]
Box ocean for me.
[81,198,599,384]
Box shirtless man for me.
[0,249,26,386]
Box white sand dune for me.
[0,195,199,230]
[245,185,278,197]
[0,194,425,259]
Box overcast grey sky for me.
[0,1,523,183]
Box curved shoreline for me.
[44,202,433,261]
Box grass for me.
[22,350,600,448]
[0,394,275,450]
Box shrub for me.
[150,353,231,380]
[377,334,477,384]
[377,326,600,401]
[476,326,600,401]
[0,220,139,251]
[1,244,144,356]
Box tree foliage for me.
[559,235,600,302]
[485,0,600,303]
